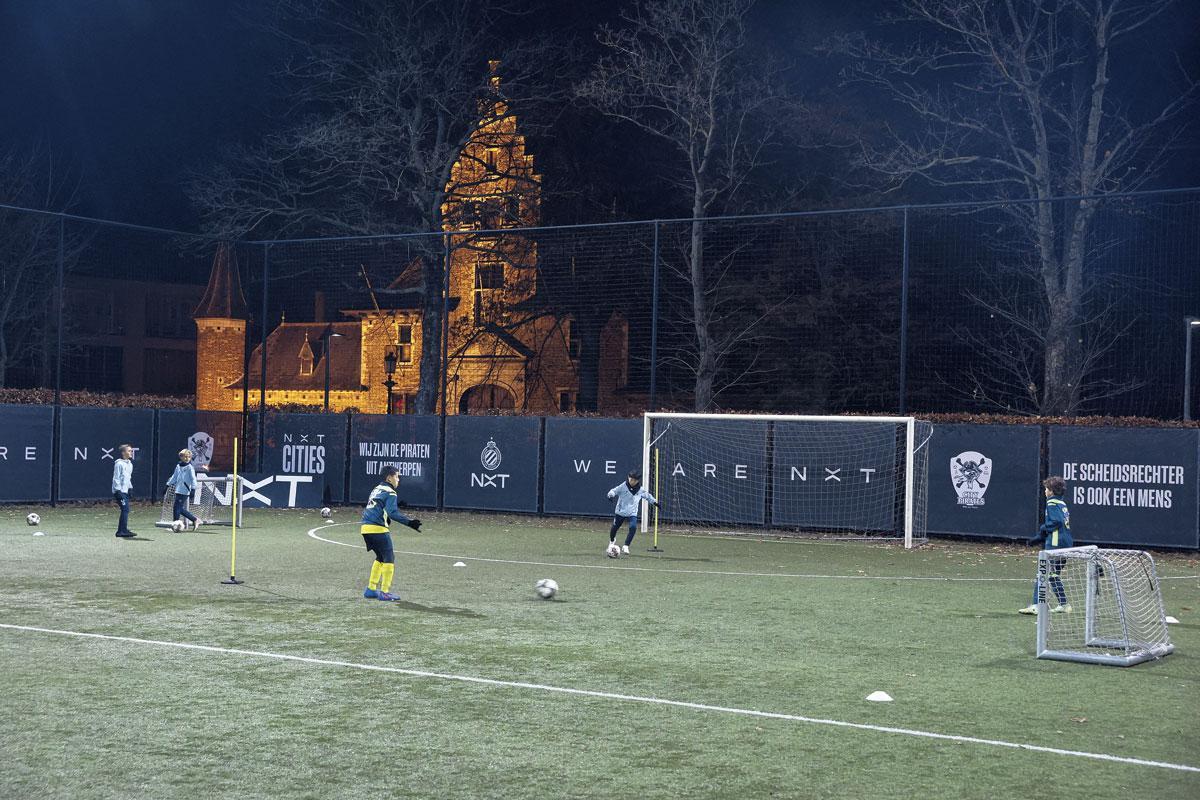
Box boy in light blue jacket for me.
[606,469,657,557]
[166,449,200,531]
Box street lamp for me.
[323,328,344,412]
[383,347,398,415]
[1185,317,1200,421]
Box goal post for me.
[641,413,933,548]
[1036,546,1174,666]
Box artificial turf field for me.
[1,503,1198,800]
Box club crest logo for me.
[189,432,214,468]
[951,451,990,508]
[480,438,502,470]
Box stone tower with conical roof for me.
[193,242,249,411]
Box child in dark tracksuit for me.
[1019,476,1073,615]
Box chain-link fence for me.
[2,188,1198,421]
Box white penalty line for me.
[1,622,1196,775]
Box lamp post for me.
[383,348,398,415]
[1185,317,1200,421]
[323,328,343,412]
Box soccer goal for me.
[1036,546,1174,666]
[155,474,247,528]
[642,413,933,548]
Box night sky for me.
[2,0,1196,230]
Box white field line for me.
[0,621,1195,775]
[311,524,1200,583]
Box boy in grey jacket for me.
[166,449,200,530]
[606,469,657,557]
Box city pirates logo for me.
[480,438,502,470]
[188,431,214,469]
[951,451,990,508]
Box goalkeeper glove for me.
[405,519,422,532]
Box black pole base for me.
[221,576,244,585]
[647,546,664,552]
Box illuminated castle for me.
[194,64,633,415]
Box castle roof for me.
[194,242,249,320]
[229,322,364,392]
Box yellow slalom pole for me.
[221,437,244,585]
[648,447,663,552]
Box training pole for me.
[647,447,663,552]
[221,437,244,585]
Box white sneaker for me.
[621,544,630,555]
[1018,604,1038,615]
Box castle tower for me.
[193,243,249,411]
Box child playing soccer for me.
[605,469,657,557]
[166,449,200,531]
[112,444,135,539]
[361,466,422,602]
[1019,475,1074,615]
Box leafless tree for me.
[0,147,85,388]
[191,0,562,413]
[837,0,1198,415]
[577,0,789,411]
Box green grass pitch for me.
[1,503,1198,799]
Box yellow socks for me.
[379,563,395,594]
[368,560,383,590]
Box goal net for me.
[155,474,247,528]
[1036,546,1174,666]
[643,413,933,547]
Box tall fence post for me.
[257,243,270,472]
[648,220,661,411]
[898,206,910,414]
[440,232,452,418]
[1185,316,1198,421]
[54,217,65,407]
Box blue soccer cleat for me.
[363,588,379,599]
[377,592,400,602]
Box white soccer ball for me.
[606,543,620,558]
[170,520,185,532]
[26,513,40,526]
[320,507,333,519]
[534,578,559,600]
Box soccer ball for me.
[320,507,333,519]
[606,543,620,558]
[170,520,185,532]
[534,579,558,600]
[26,513,40,526]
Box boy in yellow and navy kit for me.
[1019,476,1073,615]
[361,466,422,602]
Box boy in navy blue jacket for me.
[166,449,200,531]
[361,466,422,601]
[1019,476,1073,615]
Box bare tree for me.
[578,0,788,411]
[191,0,561,413]
[0,147,84,389]
[838,0,1198,414]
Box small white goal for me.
[155,474,247,528]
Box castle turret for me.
[194,243,249,411]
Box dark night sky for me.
[1,0,1196,230]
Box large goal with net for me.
[1036,546,1174,666]
[642,413,933,548]
[155,474,247,528]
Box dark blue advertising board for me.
[349,414,439,508]
[543,417,643,517]
[443,415,540,512]
[771,421,897,531]
[156,410,243,480]
[58,407,155,500]
[1048,426,1199,549]
[652,417,767,525]
[193,471,324,510]
[260,413,349,503]
[0,404,54,502]
[926,424,1042,538]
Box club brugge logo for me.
[951,451,990,508]
[188,431,214,468]
[481,438,502,470]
